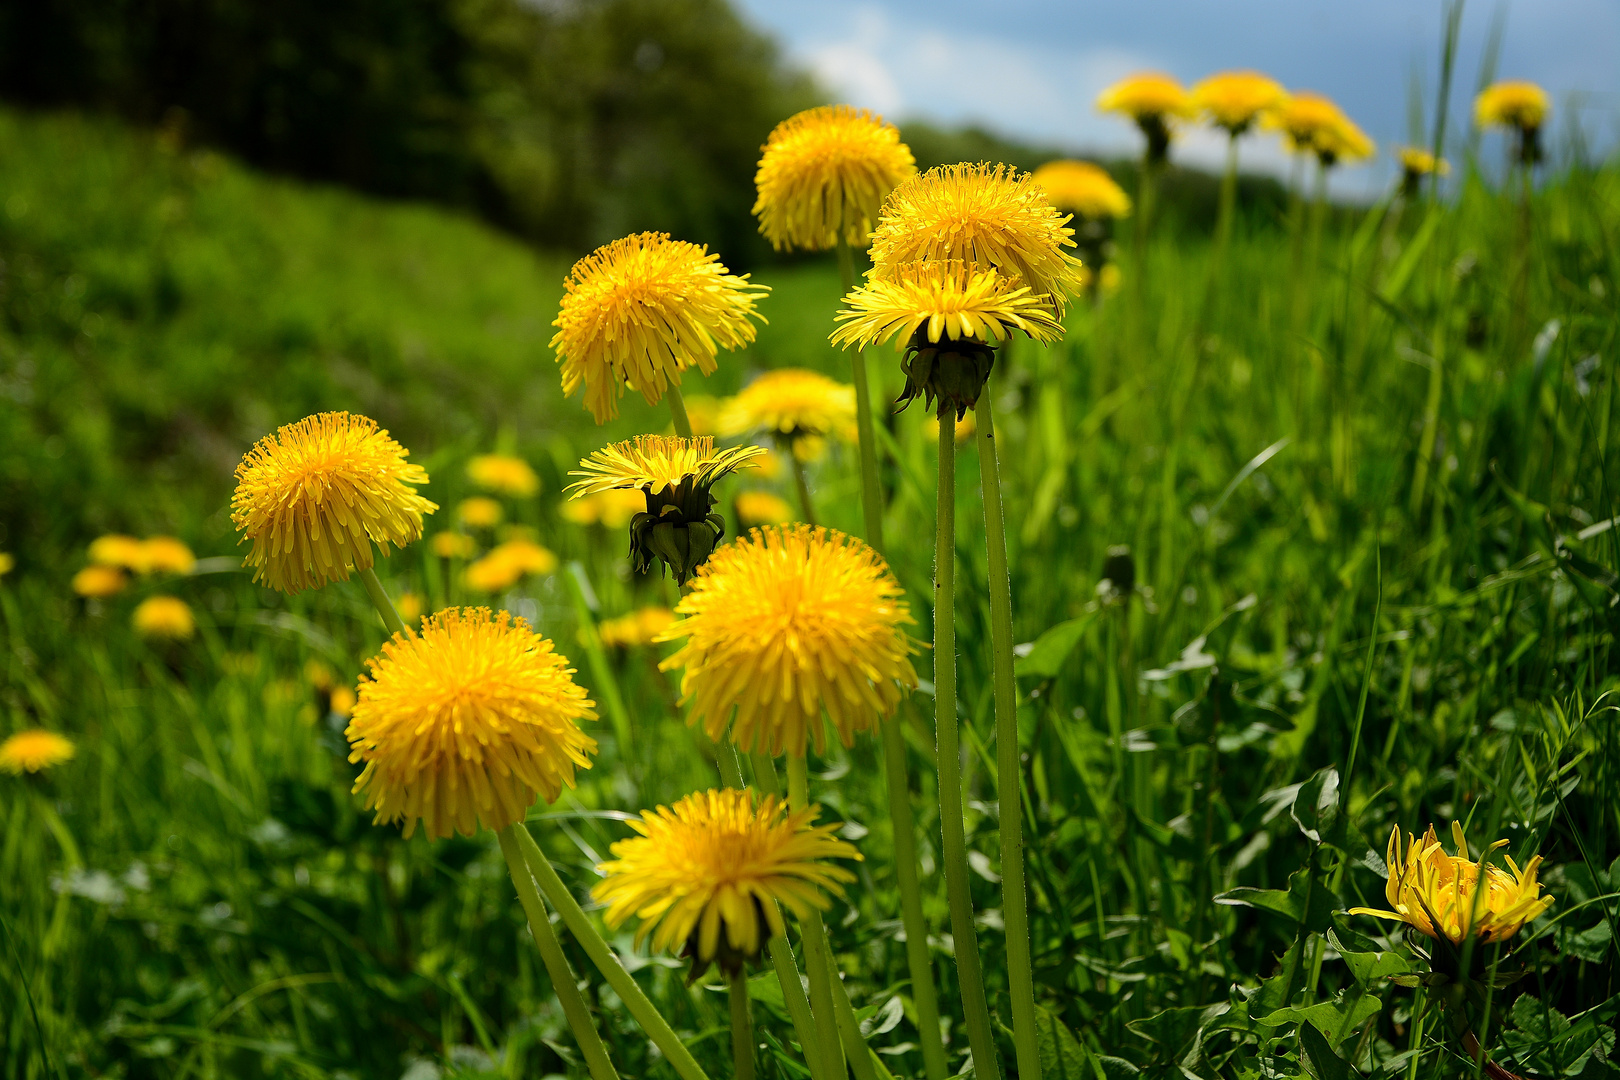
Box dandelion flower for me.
[346,607,597,839]
[1192,70,1287,134]
[141,537,197,575]
[468,455,540,498]
[1097,72,1194,123]
[73,564,128,598]
[133,596,196,640]
[1267,93,1374,166]
[1350,823,1553,946]
[754,105,917,252]
[231,412,437,594]
[458,497,504,529]
[0,730,76,775]
[0,553,13,577]
[659,524,918,756]
[559,489,648,530]
[868,163,1085,311]
[593,788,860,972]
[464,539,557,593]
[396,592,425,625]
[598,606,678,649]
[735,491,795,527]
[719,369,858,452]
[1476,81,1550,133]
[431,532,477,560]
[330,685,357,718]
[552,233,769,423]
[89,534,147,572]
[1031,161,1131,219]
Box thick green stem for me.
[358,565,406,637]
[973,404,1041,1080]
[789,754,850,1079]
[826,932,880,1080]
[668,384,694,439]
[791,451,819,527]
[933,414,1002,1080]
[497,826,619,1080]
[730,967,756,1080]
[835,238,887,552]
[511,826,711,1080]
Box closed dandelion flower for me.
[231,412,437,594]
[592,788,860,974]
[458,497,504,529]
[73,564,128,598]
[90,534,147,572]
[719,369,857,454]
[559,489,647,530]
[1193,70,1287,134]
[753,105,917,252]
[141,536,196,575]
[552,233,769,423]
[431,532,477,559]
[735,490,795,527]
[598,606,677,649]
[868,163,1085,312]
[0,730,76,775]
[468,455,540,498]
[133,596,196,640]
[346,607,597,839]
[1097,73,1194,164]
[1032,161,1131,220]
[658,524,918,757]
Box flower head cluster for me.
[0,730,76,775]
[1193,70,1287,134]
[1267,93,1374,166]
[593,788,860,974]
[719,368,857,456]
[552,233,768,423]
[467,455,540,498]
[598,606,678,650]
[231,412,436,594]
[754,105,916,251]
[659,524,918,756]
[1031,160,1132,220]
[346,608,597,839]
[89,534,197,575]
[133,596,196,640]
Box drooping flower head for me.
[346,607,597,839]
[832,260,1064,418]
[867,163,1086,313]
[1193,70,1288,135]
[593,788,860,975]
[1031,161,1132,220]
[719,368,857,459]
[0,730,76,775]
[1476,81,1550,165]
[231,412,437,594]
[551,233,769,423]
[1096,72,1195,164]
[658,524,918,756]
[467,454,540,498]
[597,606,678,650]
[754,105,917,252]
[133,596,196,640]
[567,436,765,583]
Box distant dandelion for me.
[551,233,769,424]
[464,539,557,594]
[467,454,540,498]
[458,497,504,529]
[141,536,196,575]
[1192,70,1287,135]
[1398,147,1450,195]
[1096,72,1194,165]
[735,491,795,528]
[719,369,857,456]
[133,596,196,640]
[0,553,13,577]
[1476,80,1550,164]
[89,534,147,572]
[1032,161,1132,220]
[346,607,597,840]
[73,564,128,598]
[924,410,977,444]
[753,105,917,252]
[396,592,425,625]
[431,532,477,560]
[1267,94,1374,167]
[0,729,76,775]
[231,412,436,595]
[593,788,860,973]
[659,524,918,757]
[329,685,357,719]
[597,606,677,649]
[559,489,648,530]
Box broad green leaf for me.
[1298,1020,1357,1080]
[1216,869,1340,933]
[1326,930,1414,984]
[1015,616,1094,679]
[1031,1003,1092,1080]
[1259,994,1382,1046]
[1291,768,1340,845]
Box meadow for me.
[0,91,1616,1080]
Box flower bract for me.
[0,729,76,775]
[754,105,916,251]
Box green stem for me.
[668,384,694,439]
[358,565,406,637]
[973,404,1041,1080]
[835,238,886,553]
[933,413,1002,1080]
[788,754,850,1079]
[564,563,633,753]
[826,932,880,1080]
[497,826,619,1080]
[791,451,819,527]
[512,826,712,1080]
[730,967,756,1080]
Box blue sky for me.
[734,0,1620,195]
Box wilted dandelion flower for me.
[458,497,503,529]
[133,596,196,640]
[1032,161,1131,220]
[346,607,597,839]
[73,564,128,598]
[735,491,795,527]
[868,163,1085,312]
[89,534,147,572]
[231,412,436,594]
[141,537,196,575]
[597,606,677,649]
[0,730,76,775]
[753,105,917,252]
[1193,70,1287,134]
[431,532,477,560]
[659,524,918,756]
[551,233,769,423]
[593,788,860,973]
[559,489,648,530]
[467,455,540,498]
[719,369,857,456]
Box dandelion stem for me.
[974,402,1041,1080]
[791,451,819,527]
[730,967,757,1080]
[358,565,406,637]
[836,234,948,1080]
[668,384,694,439]
[826,932,881,1080]
[512,825,712,1080]
[933,412,1003,1080]
[788,753,850,1079]
[497,826,619,1080]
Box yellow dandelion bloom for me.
[464,554,522,594]
[346,607,597,840]
[73,564,128,598]
[552,233,769,424]
[567,435,764,499]
[1398,147,1450,178]
[1476,81,1550,131]
[330,685,357,719]
[231,412,437,595]
[1350,823,1553,945]
[598,606,678,649]
[832,260,1065,353]
[659,524,918,756]
[458,497,504,529]
[1193,70,1287,134]
[141,536,196,575]
[753,104,917,252]
[0,729,76,775]
[868,163,1085,311]
[735,490,795,527]
[1096,72,1195,121]
[468,454,540,498]
[1267,93,1374,165]
[0,552,13,577]
[559,489,648,530]
[306,659,336,691]
[593,788,860,968]
[132,596,196,640]
[89,534,147,571]
[719,369,857,447]
[397,592,425,625]
[1031,160,1132,219]
[431,532,477,560]
[464,540,558,593]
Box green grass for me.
[1,104,1617,1080]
